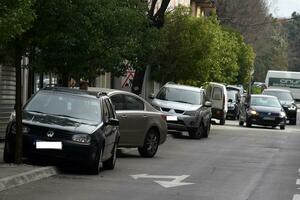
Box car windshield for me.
[24,91,101,122]
[250,96,281,108]
[227,90,237,102]
[263,91,293,101]
[156,87,201,105]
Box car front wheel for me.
[138,129,159,158]
[88,148,103,175]
[280,125,285,130]
[3,140,15,163]
[103,142,118,170]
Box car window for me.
[102,99,110,122]
[212,87,222,100]
[250,96,281,108]
[156,87,201,105]
[110,94,125,110]
[25,91,101,122]
[124,95,144,110]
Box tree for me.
[28,0,152,86]
[284,12,300,72]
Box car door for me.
[101,98,115,160]
[110,93,147,146]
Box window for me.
[110,94,125,110]
[104,99,114,119]
[212,87,222,100]
[124,95,144,110]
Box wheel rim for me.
[145,133,158,154]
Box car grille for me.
[24,124,73,140]
[161,107,185,114]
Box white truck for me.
[265,70,300,101]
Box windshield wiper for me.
[173,100,192,104]
[26,110,47,114]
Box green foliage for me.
[151,6,254,86]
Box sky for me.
[269,0,300,18]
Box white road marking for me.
[293,194,300,200]
[130,174,194,188]
[296,179,300,185]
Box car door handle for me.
[121,115,127,118]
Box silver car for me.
[150,83,212,139]
[88,88,167,157]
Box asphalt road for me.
[1,116,300,200]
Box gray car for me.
[150,83,212,139]
[88,88,167,157]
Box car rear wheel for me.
[239,120,244,126]
[138,129,159,158]
[290,119,296,125]
[220,117,225,125]
[246,120,252,127]
[3,141,15,163]
[88,148,103,175]
[103,142,118,170]
[280,125,285,130]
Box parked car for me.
[239,94,286,129]
[202,82,228,125]
[3,87,120,174]
[150,83,212,139]
[262,88,297,125]
[88,88,167,158]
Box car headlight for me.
[184,110,198,116]
[248,110,258,115]
[288,105,297,110]
[72,134,91,143]
[279,111,286,118]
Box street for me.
[1,117,300,200]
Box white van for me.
[203,82,228,125]
[265,70,300,101]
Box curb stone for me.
[0,166,58,192]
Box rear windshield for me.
[25,91,101,122]
[156,87,202,105]
[250,96,281,108]
[263,91,293,101]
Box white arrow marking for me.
[130,174,195,188]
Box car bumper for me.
[227,107,238,117]
[9,134,98,165]
[248,115,286,126]
[166,115,200,132]
[284,109,297,121]
[212,108,226,120]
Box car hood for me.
[251,106,282,113]
[280,100,294,106]
[152,99,201,111]
[22,112,98,134]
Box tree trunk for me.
[14,39,23,164]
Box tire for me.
[189,122,205,139]
[246,120,252,127]
[138,129,159,158]
[290,119,296,125]
[88,148,103,175]
[3,140,15,163]
[220,117,225,125]
[103,142,117,170]
[280,125,285,130]
[202,121,211,138]
[239,120,244,126]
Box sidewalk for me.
[0,142,58,192]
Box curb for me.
[0,166,58,192]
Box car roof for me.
[226,85,241,90]
[42,87,105,99]
[88,87,138,96]
[164,83,203,92]
[263,88,291,93]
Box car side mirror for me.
[148,93,154,99]
[204,101,212,107]
[106,118,119,126]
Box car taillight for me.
[161,115,167,121]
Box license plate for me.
[167,116,178,121]
[36,141,62,150]
[263,117,275,121]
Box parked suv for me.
[262,88,297,125]
[3,87,120,174]
[150,83,212,139]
